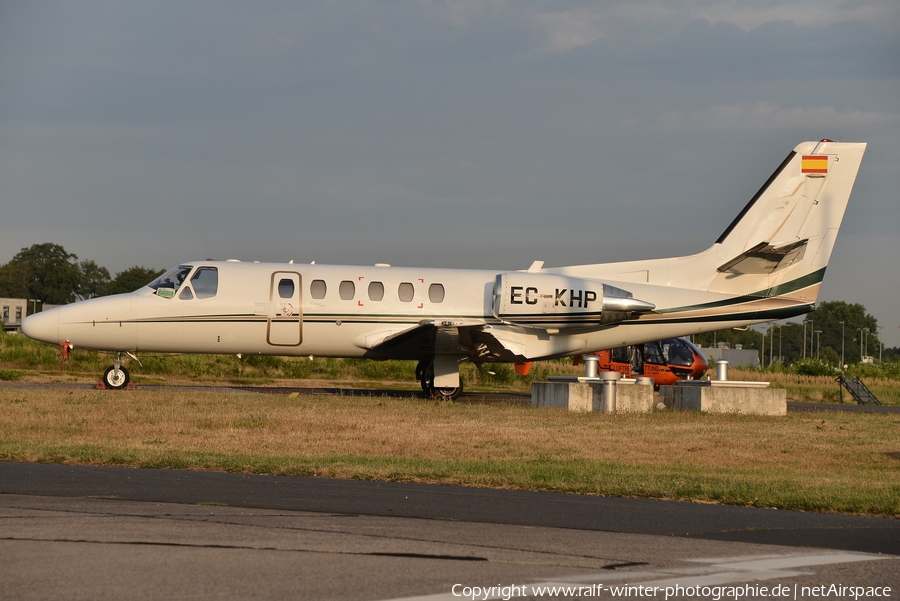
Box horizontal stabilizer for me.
[717,239,808,275]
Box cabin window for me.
[278,278,295,299]
[368,281,384,301]
[428,283,444,303]
[398,282,414,302]
[149,265,192,298]
[339,280,355,300]
[191,267,218,299]
[310,280,327,299]
[179,287,194,300]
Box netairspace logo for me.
[450,583,893,600]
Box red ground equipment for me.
[578,337,708,387]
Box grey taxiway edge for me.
[1,462,897,555]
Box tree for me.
[0,261,30,299]
[689,301,882,367]
[77,260,111,300]
[8,243,83,305]
[105,266,165,296]
[810,301,879,365]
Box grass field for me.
[1,386,898,517]
[3,330,899,516]
[3,328,899,404]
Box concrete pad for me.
[532,381,595,412]
[614,380,655,413]
[531,380,654,413]
[661,381,787,416]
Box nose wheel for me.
[103,365,131,389]
[101,352,131,389]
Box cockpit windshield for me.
[147,266,193,298]
[664,338,699,367]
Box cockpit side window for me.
[191,267,219,299]
[643,341,665,365]
[149,266,193,298]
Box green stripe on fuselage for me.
[654,268,825,315]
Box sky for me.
[1,1,898,346]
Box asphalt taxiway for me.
[2,382,897,598]
[1,463,898,600]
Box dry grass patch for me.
[730,369,900,405]
[1,387,898,515]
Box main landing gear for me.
[416,356,464,401]
[101,353,131,390]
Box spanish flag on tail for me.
[802,154,828,174]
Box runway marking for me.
[381,551,889,601]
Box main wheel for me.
[428,383,463,401]
[103,365,130,390]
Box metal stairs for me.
[836,376,881,406]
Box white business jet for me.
[23,140,866,398]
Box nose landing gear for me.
[100,353,132,390]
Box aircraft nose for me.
[21,309,60,344]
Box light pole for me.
[878,326,883,362]
[778,324,783,363]
[769,325,774,366]
[809,320,815,359]
[814,330,822,359]
[761,328,766,368]
[27,299,41,316]
[802,320,809,359]
[839,321,845,369]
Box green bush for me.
[789,358,838,376]
[846,361,900,380]
[0,369,23,381]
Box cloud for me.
[527,0,900,53]
[658,102,900,131]
[1,1,898,344]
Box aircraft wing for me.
[360,321,526,363]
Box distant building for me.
[695,342,760,368]
[1,298,28,331]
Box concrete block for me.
[659,385,677,409]
[661,381,786,416]
[531,379,654,413]
[611,381,654,413]
[532,381,595,412]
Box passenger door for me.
[267,271,302,346]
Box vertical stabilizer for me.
[706,140,866,302]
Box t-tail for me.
[703,139,867,304]
[555,140,867,328]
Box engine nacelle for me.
[492,272,655,330]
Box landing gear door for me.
[267,271,302,347]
